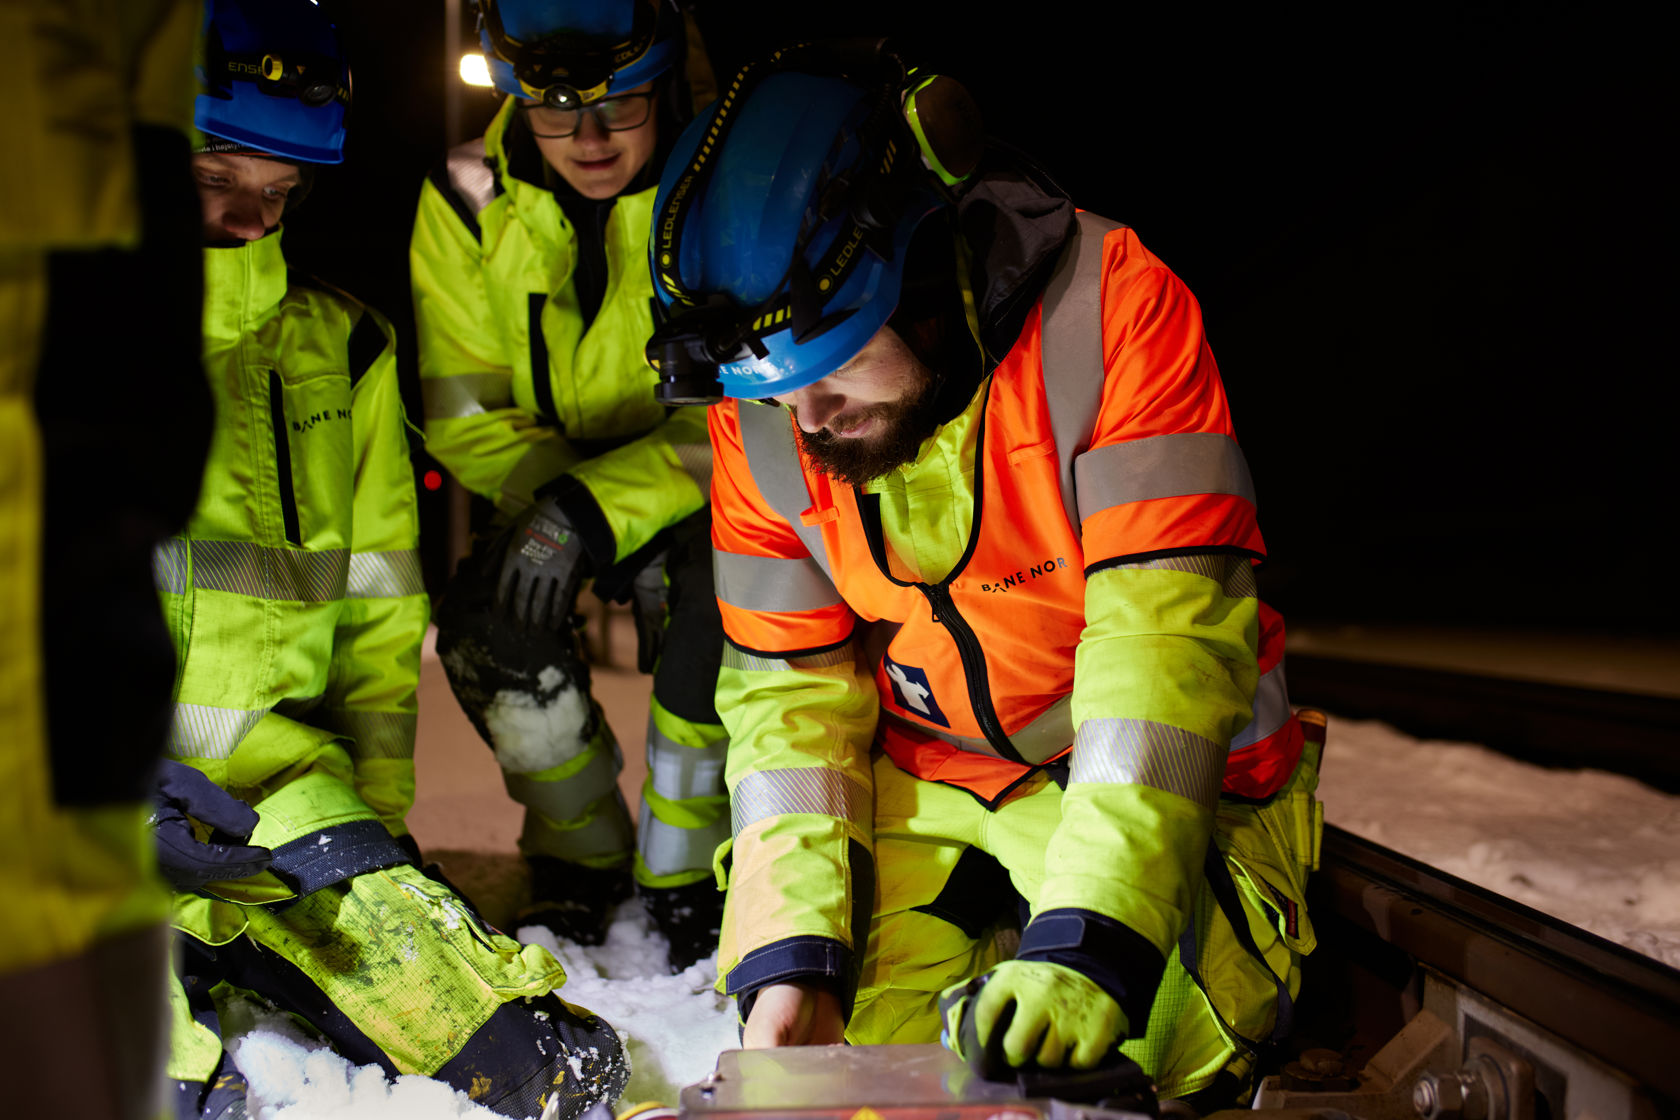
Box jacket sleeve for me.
[314,304,429,837]
[1021,230,1264,1028]
[410,173,581,515]
[553,404,711,565]
[708,400,879,1011]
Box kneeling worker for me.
[157,2,626,1117]
[646,44,1324,1109]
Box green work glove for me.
[940,960,1127,1072]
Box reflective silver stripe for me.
[1041,211,1125,535]
[445,135,496,214]
[674,440,713,495]
[736,401,834,582]
[317,710,417,760]
[646,719,728,802]
[152,539,189,594]
[167,703,270,760]
[731,766,871,837]
[1103,552,1257,600]
[500,442,574,510]
[189,540,349,602]
[1230,660,1291,753]
[880,694,1075,765]
[638,803,730,877]
[721,641,856,673]
[505,745,624,826]
[421,372,512,420]
[519,794,633,863]
[715,551,841,613]
[1073,433,1256,524]
[1069,717,1226,809]
[346,549,426,599]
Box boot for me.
[640,879,724,973]
[519,856,634,945]
[172,1049,248,1120]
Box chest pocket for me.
[268,365,353,551]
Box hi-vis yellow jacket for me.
[409,98,709,560]
[710,212,1304,1020]
[157,233,427,836]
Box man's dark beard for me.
[795,371,944,485]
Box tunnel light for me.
[459,52,492,87]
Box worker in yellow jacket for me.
[646,45,1323,1109]
[411,0,727,972]
[0,3,212,1117]
[157,4,626,1118]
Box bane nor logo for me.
[883,655,948,728]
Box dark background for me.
[283,2,1671,635]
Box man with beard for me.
[645,46,1325,1110]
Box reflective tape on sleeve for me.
[715,550,842,613]
[189,540,349,602]
[1229,660,1291,752]
[420,371,512,420]
[674,440,713,495]
[731,766,871,837]
[721,640,856,673]
[1069,718,1226,809]
[647,722,728,802]
[1103,552,1257,599]
[638,802,730,878]
[1074,433,1256,523]
[153,539,189,594]
[346,549,426,599]
[318,710,418,760]
[167,703,271,760]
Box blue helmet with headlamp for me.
[478,0,682,108]
[195,0,350,165]
[645,42,983,404]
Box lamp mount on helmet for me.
[476,0,668,107]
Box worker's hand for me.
[628,554,668,673]
[151,759,273,891]
[496,495,591,630]
[741,981,845,1048]
[940,961,1127,1073]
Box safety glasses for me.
[522,90,656,138]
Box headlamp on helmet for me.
[195,0,351,165]
[476,0,678,108]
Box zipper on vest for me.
[919,582,1025,765]
[268,370,302,545]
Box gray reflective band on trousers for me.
[721,640,856,674]
[1230,660,1290,753]
[881,693,1075,766]
[346,550,426,599]
[646,717,727,802]
[1069,717,1227,810]
[714,550,842,614]
[153,539,349,602]
[317,709,418,760]
[639,803,730,878]
[1073,432,1256,522]
[167,702,271,759]
[421,371,512,420]
[518,789,634,863]
[504,745,624,830]
[732,766,872,838]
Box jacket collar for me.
[202,229,288,339]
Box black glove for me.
[628,553,669,674]
[496,496,591,630]
[151,760,273,891]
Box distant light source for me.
[423,469,444,491]
[459,52,492,87]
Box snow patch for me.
[484,666,592,774]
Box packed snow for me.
[221,711,1680,1117]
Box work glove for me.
[940,960,1127,1073]
[628,553,669,674]
[151,759,273,892]
[497,495,591,630]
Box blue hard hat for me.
[194,0,350,165]
[479,0,680,106]
[648,69,949,401]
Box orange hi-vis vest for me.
[713,214,1304,805]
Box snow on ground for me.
[222,713,1680,1117]
[1318,714,1680,968]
